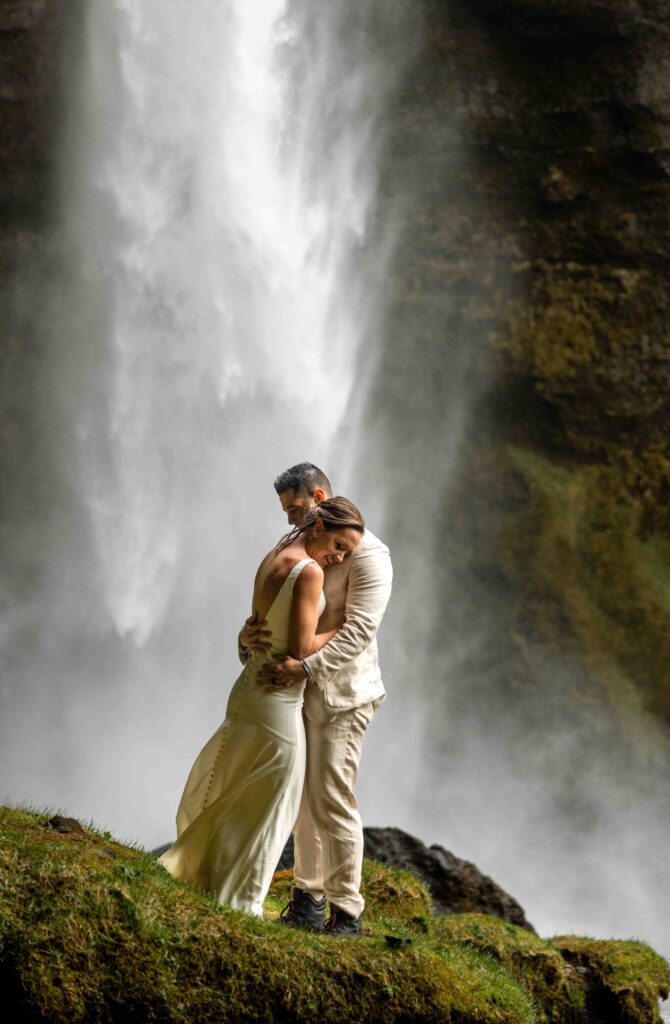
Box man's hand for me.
[239,613,272,656]
[257,653,307,692]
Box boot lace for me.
[280,898,299,923]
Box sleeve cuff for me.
[301,658,327,690]
[300,658,312,680]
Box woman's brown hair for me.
[275,496,365,553]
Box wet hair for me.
[275,496,365,553]
[273,462,332,498]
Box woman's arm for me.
[311,627,338,652]
[288,563,325,660]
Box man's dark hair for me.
[273,462,332,497]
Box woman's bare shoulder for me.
[294,560,324,587]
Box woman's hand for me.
[239,613,272,655]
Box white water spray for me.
[67,0,385,644]
[1,0,412,844]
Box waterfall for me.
[0,0,416,844]
[64,0,393,646]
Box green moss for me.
[434,916,670,1024]
[508,447,670,728]
[553,936,670,1024]
[267,858,432,937]
[434,914,585,1024]
[446,440,670,737]
[499,261,670,415]
[0,805,536,1024]
[637,536,670,616]
[3,806,668,1022]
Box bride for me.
[158,496,364,917]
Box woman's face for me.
[309,526,362,568]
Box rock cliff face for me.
[366,0,670,754]
[0,0,70,229]
[462,0,670,459]
[0,0,72,605]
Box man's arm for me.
[301,544,392,688]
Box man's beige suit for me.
[296,529,392,917]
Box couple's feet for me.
[279,886,362,936]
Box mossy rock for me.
[553,935,670,1024]
[499,261,670,430]
[0,806,537,1023]
[443,439,670,738]
[435,915,670,1024]
[435,914,585,1024]
[267,859,433,936]
[2,806,668,1023]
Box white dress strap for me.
[286,557,316,586]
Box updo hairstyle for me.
[275,496,365,553]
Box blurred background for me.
[1,0,669,964]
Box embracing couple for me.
[159,462,392,935]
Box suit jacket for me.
[302,528,392,709]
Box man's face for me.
[279,488,318,526]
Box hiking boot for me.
[324,906,363,936]
[279,887,327,932]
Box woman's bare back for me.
[252,543,316,622]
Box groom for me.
[238,462,392,935]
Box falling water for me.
[1,0,416,844]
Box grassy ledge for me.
[1,806,668,1023]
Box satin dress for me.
[159,557,325,916]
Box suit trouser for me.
[293,686,384,919]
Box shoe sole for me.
[278,918,326,932]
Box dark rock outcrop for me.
[363,827,534,929]
[45,814,86,836]
[274,826,534,930]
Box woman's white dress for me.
[159,557,324,917]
